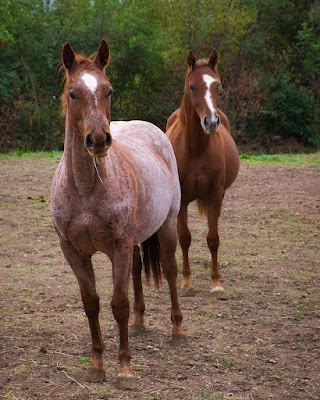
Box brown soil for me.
[0,155,319,400]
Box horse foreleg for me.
[130,245,146,335]
[207,192,227,300]
[59,239,105,382]
[177,204,193,296]
[158,223,185,338]
[111,242,135,389]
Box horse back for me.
[110,120,181,242]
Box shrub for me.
[266,75,318,145]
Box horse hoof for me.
[85,368,106,383]
[181,287,195,297]
[115,375,136,390]
[129,324,146,337]
[210,286,228,300]
[171,332,187,346]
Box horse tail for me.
[141,233,162,289]
[197,199,207,218]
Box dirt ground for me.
[0,155,319,400]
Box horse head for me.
[186,49,222,135]
[62,40,113,158]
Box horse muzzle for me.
[84,130,112,157]
[202,114,221,135]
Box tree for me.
[236,0,320,145]
[0,0,318,151]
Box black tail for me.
[141,232,162,289]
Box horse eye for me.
[69,91,77,100]
[189,85,195,91]
[106,89,113,98]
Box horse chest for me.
[179,160,224,202]
[67,212,115,254]
[52,193,124,255]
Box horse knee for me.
[111,294,130,324]
[82,294,100,319]
[207,235,219,253]
[179,232,191,250]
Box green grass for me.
[197,392,216,400]
[220,358,235,369]
[0,150,62,160]
[1,151,319,166]
[240,152,320,166]
[79,356,91,364]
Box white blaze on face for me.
[202,74,218,117]
[81,73,98,93]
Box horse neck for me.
[63,118,100,194]
[180,98,210,154]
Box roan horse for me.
[50,40,184,389]
[166,49,240,299]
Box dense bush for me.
[266,75,318,145]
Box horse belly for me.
[134,176,178,244]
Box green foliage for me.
[0,0,319,151]
[265,74,318,144]
[240,0,320,146]
[296,4,320,84]
[0,1,15,46]
[107,1,173,128]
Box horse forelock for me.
[191,58,219,75]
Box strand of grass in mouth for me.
[93,157,103,184]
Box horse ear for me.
[209,49,219,71]
[187,51,196,70]
[95,39,110,69]
[62,43,76,71]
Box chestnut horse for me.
[166,49,239,299]
[51,40,184,389]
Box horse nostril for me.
[204,116,209,127]
[85,133,94,149]
[105,132,112,147]
[217,115,220,126]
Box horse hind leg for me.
[207,194,228,300]
[157,220,185,339]
[178,204,194,296]
[130,245,146,336]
